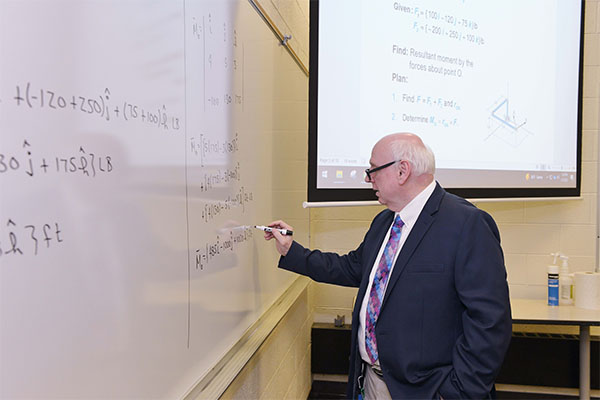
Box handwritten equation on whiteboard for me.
[0,1,302,397]
[195,226,254,270]
[12,82,182,131]
[1,219,63,257]
[186,8,256,273]
[0,7,257,273]
[1,140,113,179]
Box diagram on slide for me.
[486,92,533,147]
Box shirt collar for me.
[396,180,436,229]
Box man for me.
[264,133,512,399]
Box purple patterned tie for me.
[365,214,404,364]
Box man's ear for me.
[397,160,410,183]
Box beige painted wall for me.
[254,0,309,68]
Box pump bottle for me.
[547,253,560,306]
[559,255,574,305]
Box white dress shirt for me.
[358,180,436,366]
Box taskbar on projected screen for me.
[316,166,577,189]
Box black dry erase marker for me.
[254,225,293,236]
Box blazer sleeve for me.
[278,240,365,288]
[277,209,393,287]
[438,210,512,399]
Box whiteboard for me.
[0,0,307,398]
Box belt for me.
[369,364,384,378]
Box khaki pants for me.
[364,364,392,400]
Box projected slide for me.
[487,91,533,148]
[313,0,581,194]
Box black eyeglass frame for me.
[364,160,402,181]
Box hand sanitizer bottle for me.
[559,255,574,305]
[548,253,560,306]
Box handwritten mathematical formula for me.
[0,140,113,179]
[1,9,257,280]
[0,219,63,258]
[194,226,253,270]
[12,82,182,132]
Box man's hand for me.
[263,220,294,256]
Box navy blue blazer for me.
[279,183,512,399]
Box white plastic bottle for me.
[547,253,560,306]
[559,255,574,305]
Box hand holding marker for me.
[254,225,293,236]
[257,220,294,257]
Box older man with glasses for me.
[263,132,512,400]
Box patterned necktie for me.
[365,214,404,364]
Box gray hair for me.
[389,137,436,176]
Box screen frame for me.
[307,0,585,203]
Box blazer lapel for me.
[382,183,445,306]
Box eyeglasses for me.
[364,160,402,181]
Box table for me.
[510,299,600,400]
